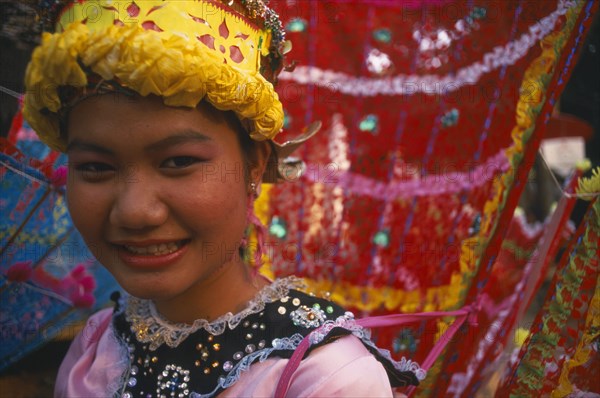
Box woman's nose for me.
[109,171,168,230]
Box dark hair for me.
[221,109,260,185]
[217,104,278,185]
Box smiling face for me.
[66,94,269,321]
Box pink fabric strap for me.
[274,301,480,398]
[274,333,312,398]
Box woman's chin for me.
[118,281,178,301]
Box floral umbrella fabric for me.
[0,118,119,371]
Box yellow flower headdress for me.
[23,0,319,182]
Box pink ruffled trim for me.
[305,149,509,199]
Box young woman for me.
[23,1,424,396]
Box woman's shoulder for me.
[54,307,127,397]
[290,334,394,397]
[221,335,394,398]
[74,307,114,348]
[257,285,421,389]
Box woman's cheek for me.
[178,175,245,212]
[67,182,107,237]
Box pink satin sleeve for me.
[54,308,128,398]
[219,335,394,398]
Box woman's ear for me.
[249,141,273,184]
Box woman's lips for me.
[114,239,189,269]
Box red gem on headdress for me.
[114,19,124,27]
[219,21,230,39]
[230,46,244,63]
[141,21,163,32]
[198,34,216,50]
[127,1,140,17]
[147,4,166,16]
[189,14,210,26]
[102,5,119,12]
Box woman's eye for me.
[74,162,113,173]
[72,162,114,181]
[161,156,201,169]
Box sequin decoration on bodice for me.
[113,278,419,398]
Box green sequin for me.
[372,28,392,43]
[441,108,459,128]
[359,114,379,133]
[269,216,287,239]
[286,18,307,32]
[373,230,390,248]
[472,7,486,19]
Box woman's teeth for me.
[124,242,182,255]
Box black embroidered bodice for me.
[112,278,421,398]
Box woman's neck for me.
[152,260,269,324]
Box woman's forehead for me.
[67,94,239,149]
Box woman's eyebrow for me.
[145,130,213,152]
[66,140,113,155]
[66,130,213,154]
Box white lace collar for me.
[124,276,304,350]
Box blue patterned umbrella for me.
[0,124,119,370]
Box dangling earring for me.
[249,181,260,198]
[245,181,266,274]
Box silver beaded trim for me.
[124,277,304,350]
